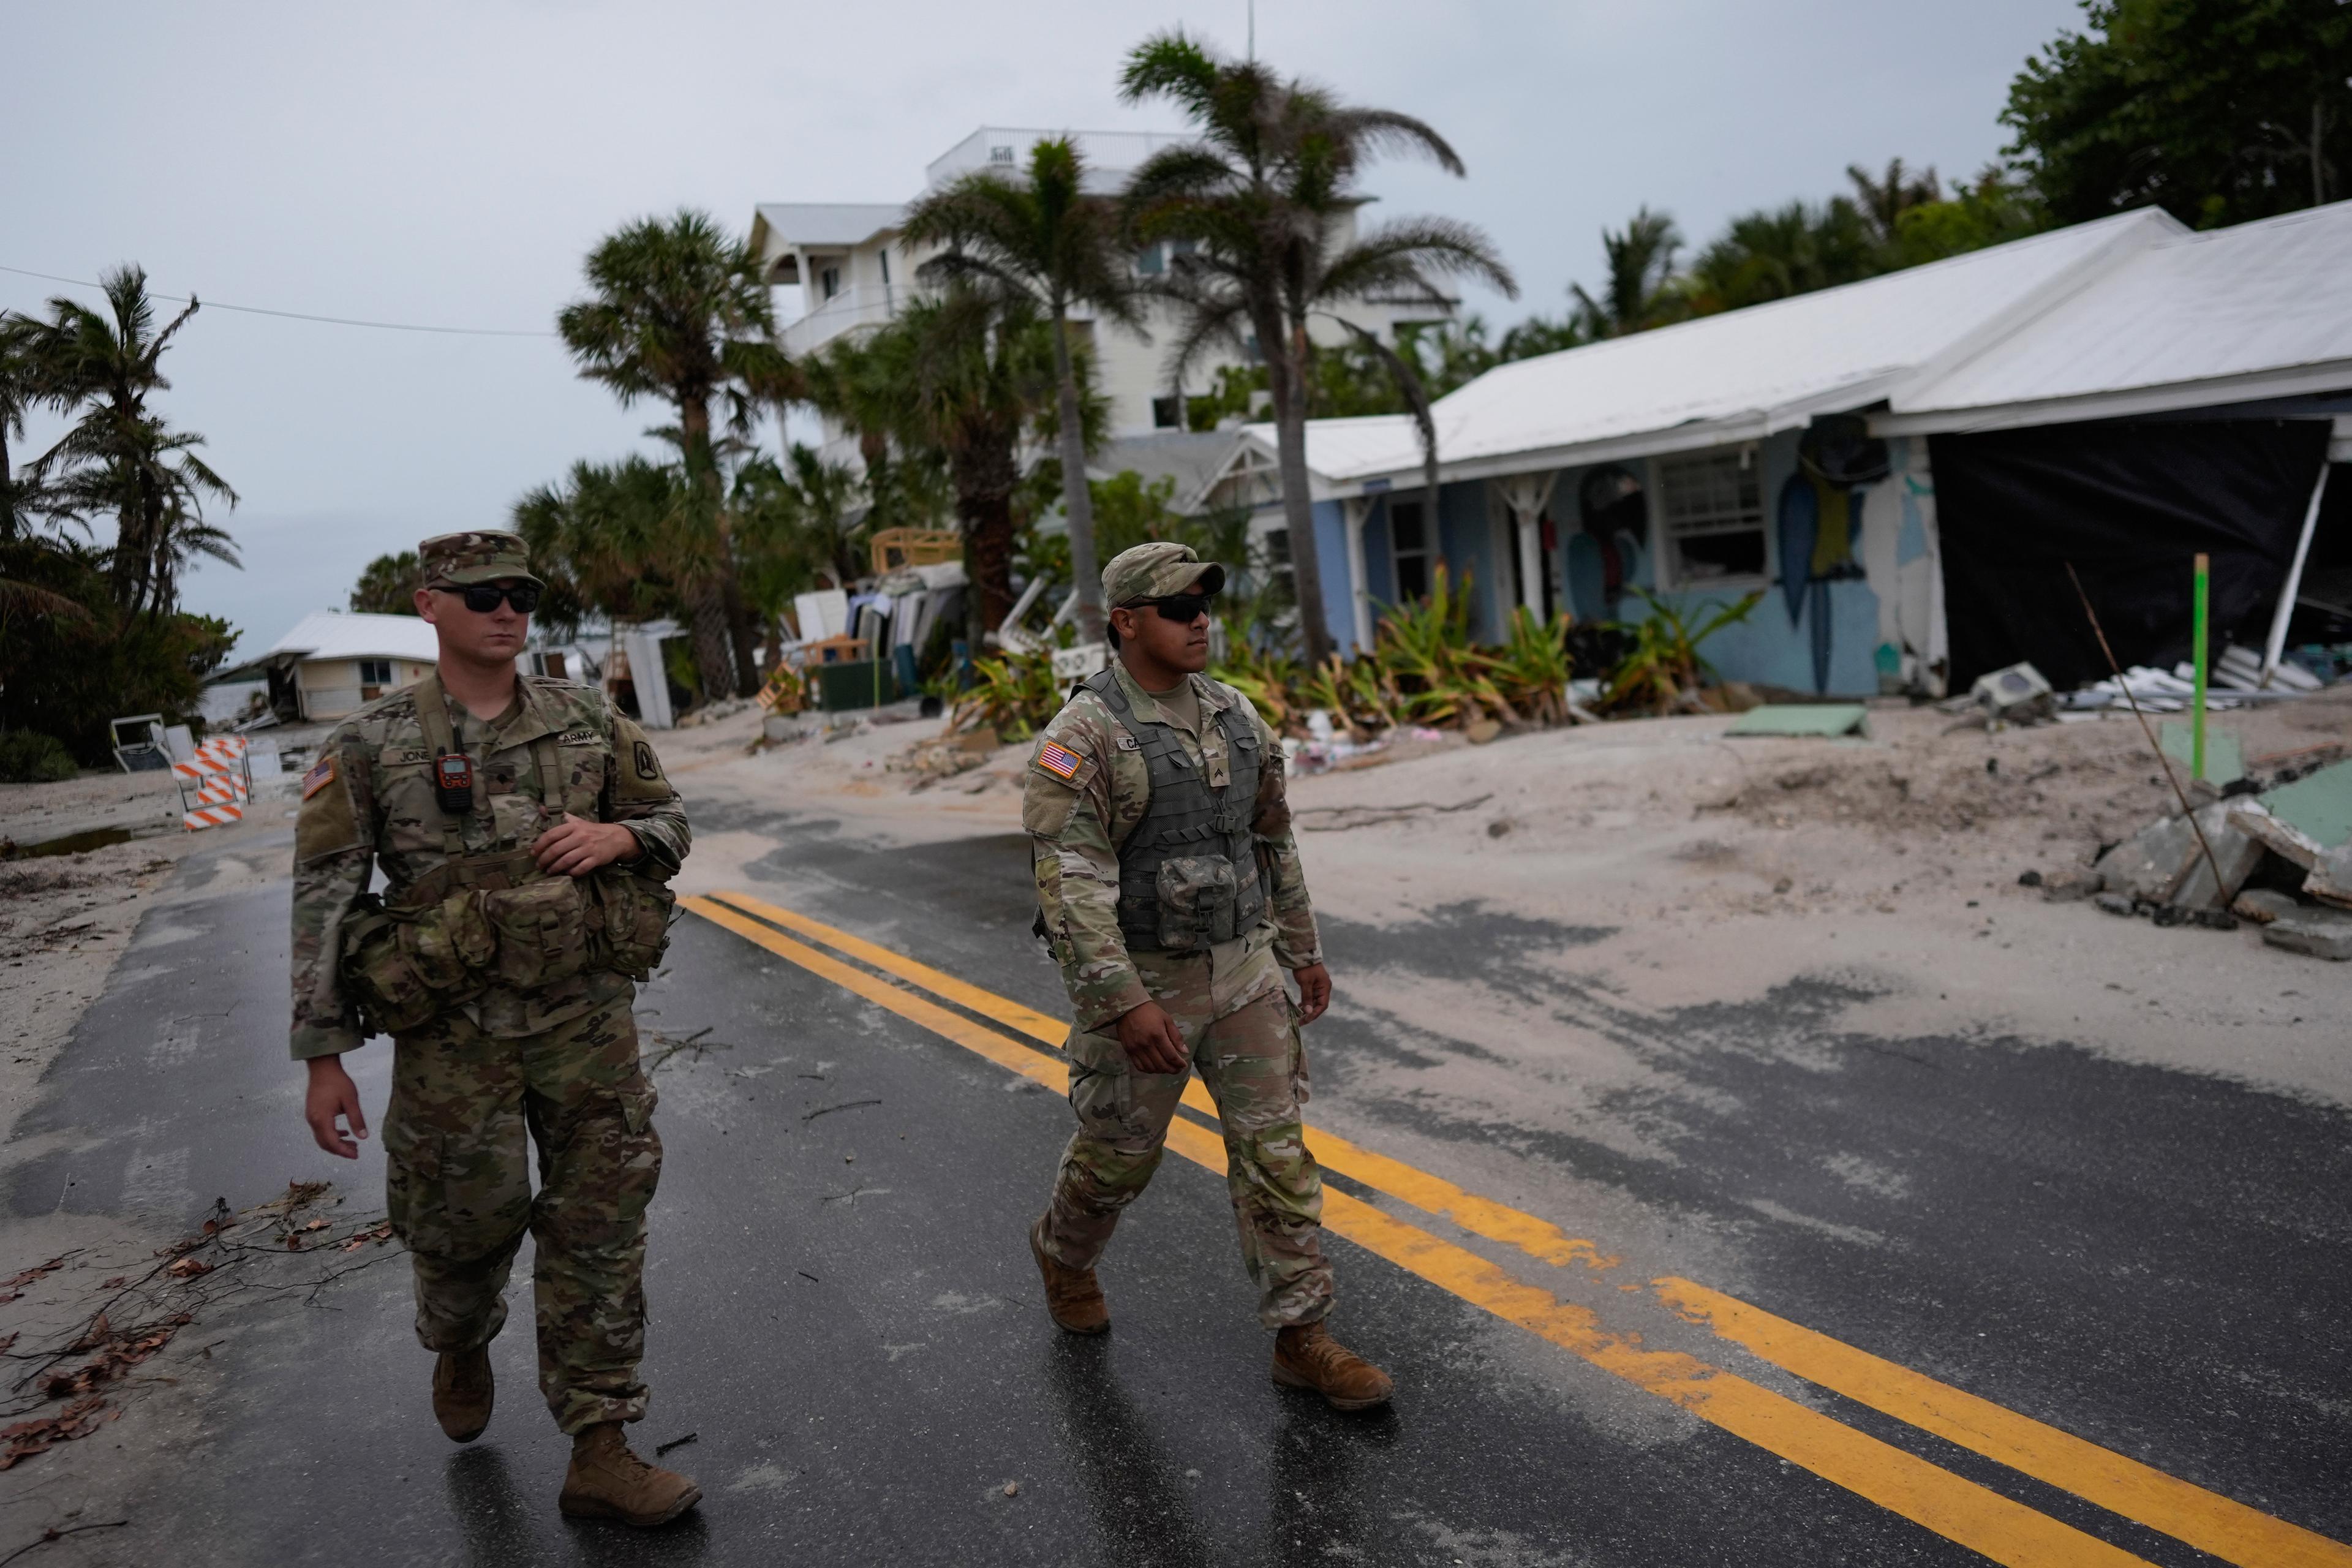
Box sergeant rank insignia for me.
[1035,739,1084,782]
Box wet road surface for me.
[5,806,2349,1566]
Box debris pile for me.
[2066,756,2352,959]
[0,1180,398,1472]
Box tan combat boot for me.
[1029,1217,1109,1335]
[559,1422,702,1527]
[431,1348,494,1443]
[1272,1322,1394,1411]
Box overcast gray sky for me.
[6,0,2078,657]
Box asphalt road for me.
[5,801,2349,1567]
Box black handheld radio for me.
[433,752,475,815]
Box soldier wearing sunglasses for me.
[1022,541,1391,1409]
[287,530,701,1526]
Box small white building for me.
[748,126,1460,451]
[213,611,442,723]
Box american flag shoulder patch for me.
[301,755,337,800]
[1034,739,1085,782]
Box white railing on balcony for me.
[780,284,902,358]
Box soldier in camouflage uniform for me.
[292,531,701,1526]
[1024,541,1393,1410]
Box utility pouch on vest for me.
[339,894,491,1036]
[587,869,677,979]
[1153,854,1242,950]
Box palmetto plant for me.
[1602,587,1763,714]
[557,211,788,697]
[902,137,1138,644]
[952,649,1066,742]
[1119,29,1517,666]
[21,268,238,618]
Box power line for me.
[0,263,559,338]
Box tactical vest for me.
[336,673,673,1035]
[1086,668,1268,954]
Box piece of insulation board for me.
[2259,760,2352,850]
[1724,704,1870,738]
[2158,720,2245,786]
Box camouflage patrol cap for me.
[1101,541,1225,606]
[419,530,543,589]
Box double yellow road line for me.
[682,889,2346,1567]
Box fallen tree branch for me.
[0,1520,130,1566]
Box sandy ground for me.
[674,687,2352,1109]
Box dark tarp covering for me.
[1932,419,2330,690]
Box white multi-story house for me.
[748,126,1461,450]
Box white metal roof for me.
[1879,199,2352,433]
[1246,208,2185,493]
[750,203,906,254]
[268,611,442,663]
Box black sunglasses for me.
[1126,592,1216,624]
[440,582,541,614]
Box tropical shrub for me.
[0,730,77,783]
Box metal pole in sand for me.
[2192,551,2209,782]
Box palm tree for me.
[1570,208,1686,337]
[514,456,702,652]
[557,211,789,698]
[1120,30,1517,664]
[1849,158,1943,251]
[23,268,238,617]
[763,443,869,594]
[1688,198,1882,312]
[349,551,423,615]
[0,314,91,625]
[0,312,47,542]
[863,286,1062,630]
[900,137,1140,643]
[796,329,938,541]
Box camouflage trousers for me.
[1039,933,1334,1329]
[383,992,662,1434]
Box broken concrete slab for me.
[2173,801,2268,910]
[2097,801,2263,909]
[2226,801,2322,870]
[2093,891,2138,917]
[1725,704,1869,738]
[2231,888,2299,924]
[2263,908,2352,960]
[2305,844,2352,911]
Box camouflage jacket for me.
[289,675,690,1060]
[1022,663,1321,1032]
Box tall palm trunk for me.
[722,565,762,696]
[1050,311,1104,644]
[676,396,739,699]
[954,435,1020,632]
[1267,316,1333,665]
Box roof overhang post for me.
[1493,472,1560,617]
[1343,496,1374,655]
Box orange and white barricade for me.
[176,735,254,831]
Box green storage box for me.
[816,660,899,711]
